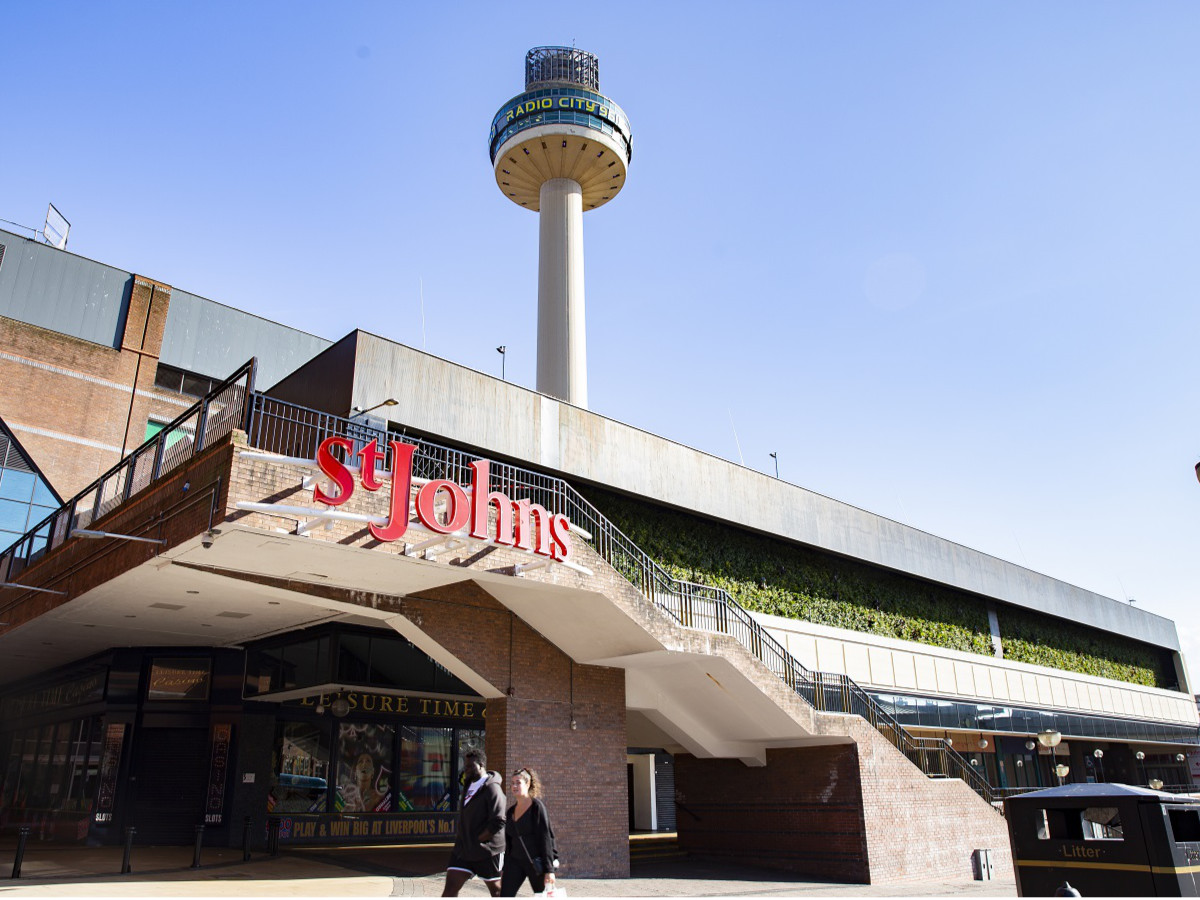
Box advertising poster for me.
[335,723,393,812]
[93,723,126,823]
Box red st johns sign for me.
[314,437,574,564]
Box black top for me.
[504,798,556,870]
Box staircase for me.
[246,395,997,804]
[629,833,686,864]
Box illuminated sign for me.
[315,437,574,564]
[489,89,630,143]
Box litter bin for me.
[1005,783,1200,896]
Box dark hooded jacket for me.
[453,770,506,859]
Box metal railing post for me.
[121,826,136,874]
[267,816,281,856]
[10,825,30,879]
[190,824,205,868]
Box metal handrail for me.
[0,360,257,583]
[245,394,998,805]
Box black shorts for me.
[447,851,504,881]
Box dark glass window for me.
[245,627,476,699]
[397,727,453,811]
[338,634,372,684]
[271,721,330,813]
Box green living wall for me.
[997,606,1170,688]
[585,488,1171,688]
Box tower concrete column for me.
[537,178,587,407]
[490,46,633,411]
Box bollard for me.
[121,826,136,875]
[11,825,30,879]
[190,824,205,869]
[242,816,252,862]
[267,816,280,857]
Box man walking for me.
[443,748,506,897]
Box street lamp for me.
[769,451,779,479]
[1150,778,1165,791]
[1094,748,1105,783]
[1136,750,1147,784]
[1038,729,1062,779]
[497,345,507,381]
[351,398,398,418]
[1056,764,1071,784]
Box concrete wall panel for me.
[339,334,1181,653]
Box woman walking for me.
[500,767,558,897]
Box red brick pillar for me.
[120,277,172,456]
[405,584,630,878]
[485,666,628,877]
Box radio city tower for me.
[489,47,633,408]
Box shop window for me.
[397,727,453,811]
[270,721,330,814]
[63,717,101,813]
[335,723,393,813]
[45,722,72,809]
[147,658,211,701]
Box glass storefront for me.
[0,716,105,839]
[872,691,1200,746]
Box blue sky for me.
[5,2,1200,668]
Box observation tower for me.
[489,46,633,408]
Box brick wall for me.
[0,277,176,496]
[675,720,1012,885]
[675,745,871,881]
[0,442,233,632]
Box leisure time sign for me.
[244,436,578,567]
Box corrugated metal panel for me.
[160,290,333,389]
[0,229,132,348]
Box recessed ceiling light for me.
[268,601,281,606]
[216,611,250,619]
[186,590,200,595]
[150,603,185,611]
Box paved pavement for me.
[0,841,1018,898]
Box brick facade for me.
[676,720,1012,885]
[3,437,1010,883]
[0,277,187,497]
